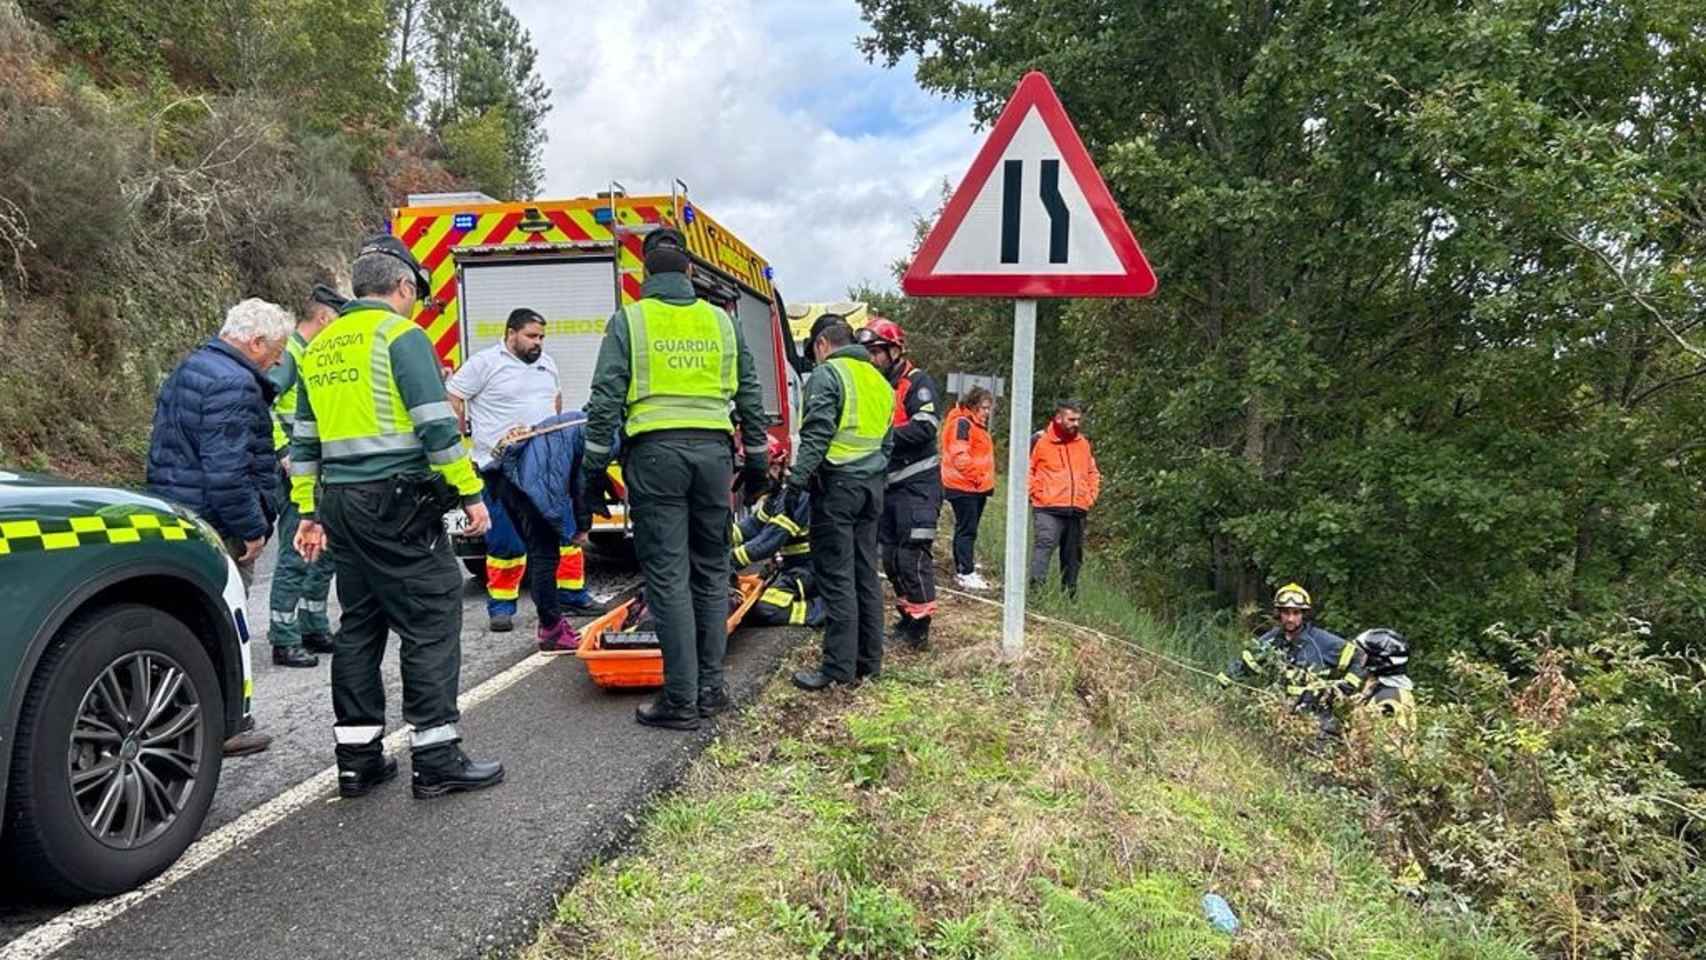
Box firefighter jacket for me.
[732,487,811,569]
[1218,624,1366,703]
[885,359,943,491]
[581,271,769,476]
[288,300,481,518]
[941,405,995,494]
[1028,424,1100,514]
[789,344,894,486]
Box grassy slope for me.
[522,592,1529,960]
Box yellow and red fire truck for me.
[390,187,801,550]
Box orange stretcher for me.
[575,574,766,689]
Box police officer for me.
[266,282,345,668]
[858,318,943,649]
[291,235,504,800]
[788,315,894,690]
[581,227,769,730]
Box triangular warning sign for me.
[902,71,1157,299]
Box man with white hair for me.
[147,295,294,756]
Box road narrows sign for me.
[901,71,1157,661]
[902,71,1157,298]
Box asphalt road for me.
[0,538,804,959]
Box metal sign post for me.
[1001,299,1037,658]
[900,71,1158,658]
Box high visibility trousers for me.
[879,481,940,620]
[269,473,335,647]
[812,472,885,683]
[320,480,463,764]
[482,484,527,617]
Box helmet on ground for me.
[1272,582,1313,611]
[1353,628,1410,676]
[858,317,905,352]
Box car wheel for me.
[3,604,224,899]
[462,558,486,579]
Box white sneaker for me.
[957,572,992,591]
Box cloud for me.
[505,0,978,301]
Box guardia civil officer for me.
[291,235,505,799]
[581,228,769,730]
[787,315,894,691]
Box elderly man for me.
[147,296,294,756]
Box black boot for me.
[697,685,733,718]
[411,748,505,799]
[272,645,319,668]
[906,616,931,651]
[338,754,398,799]
[302,632,336,655]
[636,696,701,730]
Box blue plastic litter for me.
[1202,893,1240,934]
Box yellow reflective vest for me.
[824,356,894,465]
[622,299,738,435]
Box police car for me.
[0,470,253,898]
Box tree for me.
[859,0,1706,660]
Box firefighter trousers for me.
[624,435,732,709]
[812,472,885,682]
[482,469,563,628]
[268,473,335,647]
[880,480,940,621]
[320,479,463,766]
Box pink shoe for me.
[536,619,580,655]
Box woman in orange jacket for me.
[941,385,996,590]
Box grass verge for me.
[520,595,1530,959]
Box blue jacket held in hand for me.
[145,337,280,543]
[497,411,606,539]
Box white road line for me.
[2,651,560,960]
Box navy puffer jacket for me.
[146,338,280,542]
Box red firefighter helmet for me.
[858,317,905,353]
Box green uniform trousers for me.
[624,434,733,709]
[810,471,885,682]
[269,473,335,647]
[320,479,464,764]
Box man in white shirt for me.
[447,308,571,639]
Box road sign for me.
[901,71,1157,299]
[901,71,1158,660]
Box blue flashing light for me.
[452,212,478,231]
[682,205,696,224]
[764,266,775,280]
[592,207,614,225]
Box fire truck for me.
[390,186,802,566]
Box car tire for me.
[3,603,224,899]
[462,557,486,579]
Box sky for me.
[505,0,981,302]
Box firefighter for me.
[291,235,504,800]
[789,315,894,690]
[1218,583,1366,734]
[581,227,769,730]
[733,436,824,628]
[857,318,942,649]
[1352,627,1416,728]
[266,282,345,667]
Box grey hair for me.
[219,298,294,344]
[351,251,412,298]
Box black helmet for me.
[1354,628,1410,677]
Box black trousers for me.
[1030,509,1086,594]
[624,435,733,708]
[811,472,884,682]
[483,468,562,628]
[945,491,988,575]
[320,480,463,765]
[879,480,940,618]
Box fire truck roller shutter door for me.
[735,289,781,422]
[459,257,618,411]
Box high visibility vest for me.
[824,356,894,465]
[623,298,738,435]
[271,333,307,451]
[302,307,429,460]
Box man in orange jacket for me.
[1028,399,1100,598]
[942,385,995,590]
